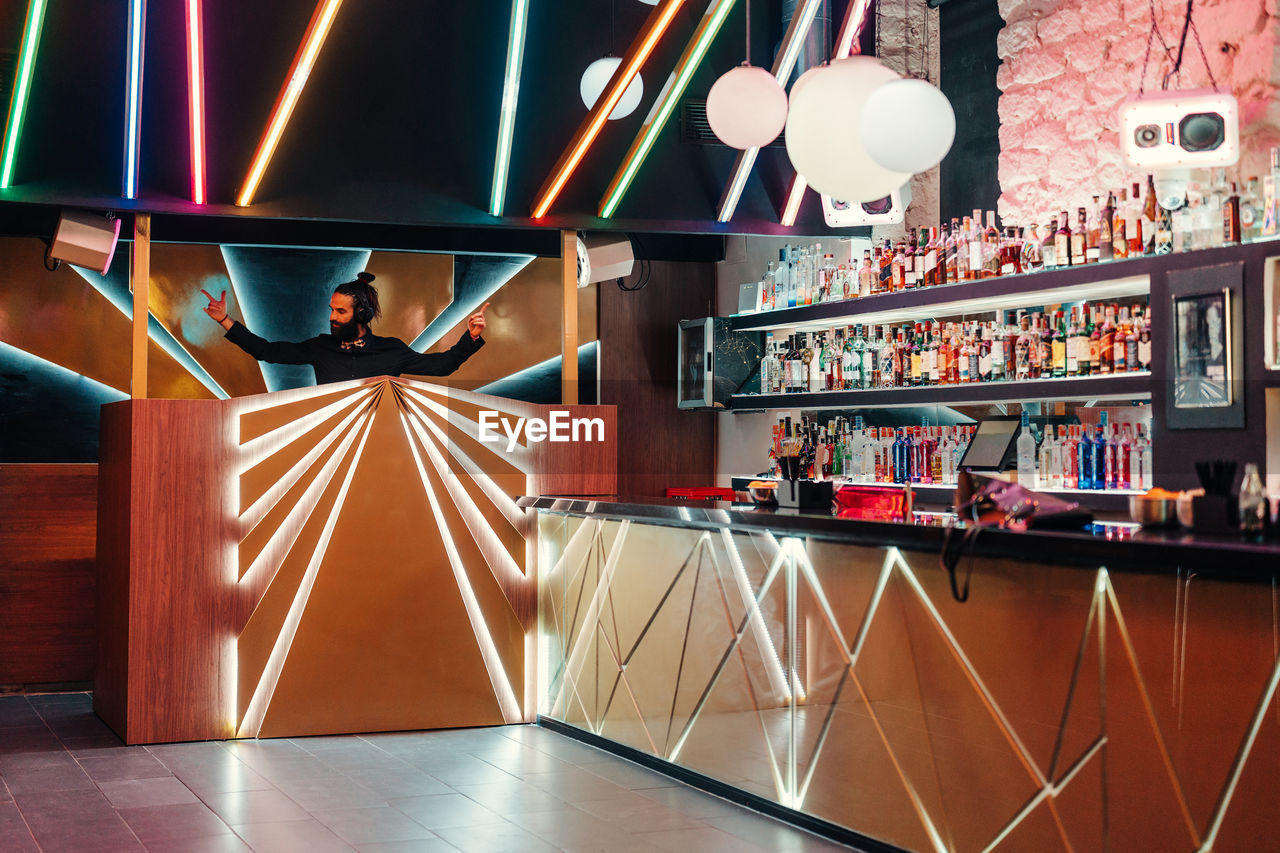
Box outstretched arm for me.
[203,288,313,365]
[398,302,490,376]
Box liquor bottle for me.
[1039,425,1055,488]
[1077,423,1094,490]
[956,217,973,281]
[1087,195,1102,263]
[999,227,1020,275]
[1072,207,1088,266]
[1172,194,1193,253]
[1088,307,1103,376]
[1041,219,1058,269]
[1116,424,1132,489]
[891,243,906,291]
[1103,425,1117,490]
[990,320,1007,381]
[759,261,776,311]
[859,249,875,297]
[1112,189,1128,259]
[1052,311,1067,378]
[798,248,814,306]
[1112,309,1128,374]
[904,231,919,289]
[1065,307,1080,376]
[1240,177,1262,243]
[819,252,837,302]
[1223,182,1241,245]
[1056,212,1072,268]
[823,333,840,390]
[1015,313,1032,381]
[1092,417,1108,491]
[983,212,1003,278]
[1144,175,1159,253]
[908,325,923,387]
[1125,307,1140,372]
[926,323,941,385]
[1016,412,1036,487]
[842,329,858,390]
[945,220,960,282]
[878,326,897,388]
[1020,224,1042,272]
[879,240,894,294]
[1264,147,1280,237]
[1128,182,1145,256]
[958,327,974,383]
[778,248,793,308]
[1136,312,1152,372]
[1099,306,1116,374]
[977,326,993,382]
[1100,192,1115,261]
[968,213,985,279]
[801,333,816,391]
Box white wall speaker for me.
[1119,88,1239,170]
[577,233,634,287]
[49,210,122,275]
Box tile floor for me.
[0,693,854,853]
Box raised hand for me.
[202,289,228,324]
[467,302,490,339]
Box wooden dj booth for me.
[94,377,615,744]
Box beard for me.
[331,318,360,342]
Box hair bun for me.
[356,272,376,283]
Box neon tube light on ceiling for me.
[236,0,345,207]
[0,0,48,189]
[186,0,206,204]
[715,0,823,223]
[598,0,737,219]
[531,0,687,220]
[124,0,146,199]
[490,0,531,217]
[780,0,873,227]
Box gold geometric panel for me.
[361,251,454,347]
[538,518,1280,853]
[233,378,538,739]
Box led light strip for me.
[0,0,48,188]
[186,0,206,204]
[531,0,686,220]
[236,0,345,207]
[598,0,737,219]
[715,0,823,223]
[489,0,530,217]
[780,0,874,226]
[124,0,146,199]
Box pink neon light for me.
[186,0,206,204]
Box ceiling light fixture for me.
[531,0,686,220]
[0,0,48,189]
[715,0,822,223]
[580,58,644,120]
[599,0,737,219]
[186,0,207,205]
[124,0,146,199]
[705,0,786,150]
[236,0,346,207]
[490,0,531,217]
[779,0,873,227]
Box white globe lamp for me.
[706,65,788,149]
[580,57,644,120]
[860,78,956,173]
[784,56,910,202]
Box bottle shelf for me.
[729,477,1143,513]
[731,267,1152,333]
[732,372,1153,411]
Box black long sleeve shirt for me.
[225,322,485,385]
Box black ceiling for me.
[0,0,872,241]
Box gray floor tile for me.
[520,767,635,803]
[232,818,356,853]
[356,840,458,853]
[12,788,145,852]
[2,759,96,795]
[414,756,521,787]
[634,785,750,819]
[315,806,439,845]
[117,801,235,843]
[143,835,254,853]
[0,699,41,729]
[388,793,503,830]
[432,821,561,853]
[202,788,312,825]
[166,760,276,796]
[452,780,569,815]
[99,776,202,809]
[704,814,854,851]
[0,800,39,853]
[570,792,705,832]
[637,825,775,853]
[276,778,390,812]
[507,806,650,848]
[0,779,11,803]
[79,750,174,783]
[577,758,682,790]
[0,727,62,759]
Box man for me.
[202,272,488,385]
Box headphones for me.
[350,272,377,324]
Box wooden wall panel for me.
[599,261,716,497]
[94,409,132,737]
[0,464,98,686]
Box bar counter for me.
[519,496,1280,578]
[527,495,1280,853]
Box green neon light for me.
[489,0,530,217]
[1,0,49,189]
[599,0,736,219]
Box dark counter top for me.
[519,496,1280,580]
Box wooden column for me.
[561,229,578,405]
[130,213,150,399]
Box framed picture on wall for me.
[1172,289,1232,409]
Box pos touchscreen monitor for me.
[958,418,1021,473]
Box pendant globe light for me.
[580,0,644,120]
[705,0,787,149]
[785,56,909,202]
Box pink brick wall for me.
[996,0,1280,224]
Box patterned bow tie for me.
[340,337,367,351]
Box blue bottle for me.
[893,428,907,484]
[1092,411,1109,490]
[1077,427,1094,490]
